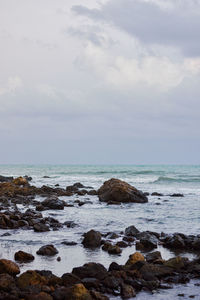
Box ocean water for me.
[0,164,200,299]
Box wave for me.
[153,176,200,184]
[56,170,164,176]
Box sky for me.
[0,0,200,164]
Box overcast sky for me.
[0,0,200,164]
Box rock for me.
[27,292,53,300]
[36,245,58,256]
[136,232,158,250]
[17,270,47,289]
[87,190,97,195]
[41,197,65,210]
[72,263,108,280]
[90,290,109,300]
[0,273,16,291]
[107,245,122,255]
[106,232,119,239]
[64,283,92,300]
[116,241,128,248]
[126,252,145,266]
[14,251,35,262]
[170,193,184,197]
[61,241,77,246]
[121,283,136,298]
[82,230,101,248]
[145,251,162,263]
[164,257,188,270]
[0,259,20,276]
[125,225,140,236]
[151,192,163,196]
[34,223,50,232]
[0,175,13,182]
[98,178,148,204]
[12,177,28,186]
[62,273,81,287]
[64,221,77,228]
[164,234,185,249]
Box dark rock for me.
[151,192,163,196]
[87,190,97,195]
[107,245,122,255]
[61,241,77,246]
[116,241,128,248]
[43,176,50,178]
[82,230,101,248]
[0,259,20,276]
[145,251,162,263]
[106,232,119,239]
[64,221,77,228]
[0,273,16,291]
[17,270,47,289]
[170,193,184,197]
[41,197,65,210]
[98,178,148,204]
[121,283,136,298]
[61,273,81,287]
[72,263,108,280]
[136,232,158,250]
[125,225,139,236]
[0,175,14,182]
[164,234,185,249]
[34,223,50,232]
[36,245,58,256]
[109,262,123,272]
[14,251,35,262]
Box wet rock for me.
[87,190,97,196]
[41,197,65,210]
[126,252,145,266]
[121,283,136,298]
[98,178,148,204]
[14,251,35,262]
[33,223,50,232]
[43,176,50,178]
[0,273,16,291]
[109,262,123,272]
[64,221,77,228]
[61,241,77,246]
[136,232,158,250]
[116,241,128,248]
[163,234,185,249]
[27,292,53,300]
[145,251,162,263]
[106,232,119,239]
[164,256,188,270]
[0,259,20,276]
[17,270,47,289]
[107,245,122,255]
[36,245,58,256]
[64,283,93,300]
[151,192,163,196]
[12,177,28,186]
[123,236,135,243]
[170,193,184,197]
[125,225,140,237]
[72,263,108,280]
[90,290,109,300]
[82,230,101,248]
[61,273,81,287]
[0,175,14,182]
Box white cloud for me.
[0,76,23,96]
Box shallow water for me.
[0,164,200,299]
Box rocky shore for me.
[0,175,199,299]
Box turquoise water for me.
[0,165,200,298]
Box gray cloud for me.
[72,0,200,57]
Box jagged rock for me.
[125,225,140,236]
[145,251,162,263]
[98,178,148,204]
[12,177,28,186]
[82,230,101,248]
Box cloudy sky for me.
[0,0,200,164]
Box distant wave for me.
[153,176,200,184]
[57,170,164,176]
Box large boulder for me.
[98,178,148,204]
[41,197,65,210]
[14,251,35,263]
[36,245,58,256]
[82,230,101,248]
[72,263,108,280]
[0,259,20,276]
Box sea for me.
[0,164,200,299]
